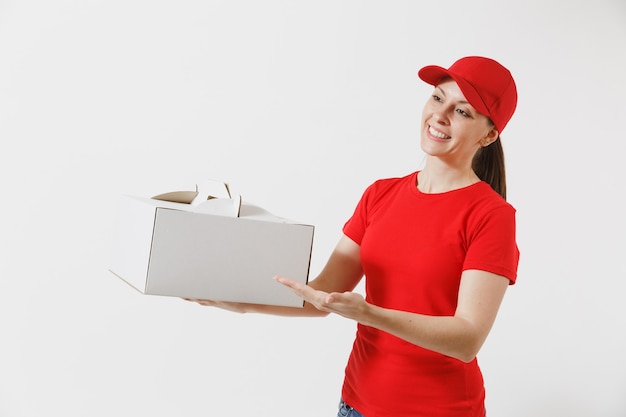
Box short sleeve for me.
[342,189,369,246]
[463,205,520,284]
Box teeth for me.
[429,126,450,139]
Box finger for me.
[274,276,329,307]
[273,275,301,289]
[185,298,216,306]
[274,276,314,297]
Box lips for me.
[428,125,451,140]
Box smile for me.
[428,125,451,140]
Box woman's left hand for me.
[274,275,369,322]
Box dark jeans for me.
[338,398,486,416]
[337,399,365,417]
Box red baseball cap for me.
[418,56,517,134]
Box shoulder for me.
[464,183,517,231]
[468,182,516,213]
[351,172,416,214]
[364,172,416,197]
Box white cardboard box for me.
[109,190,314,307]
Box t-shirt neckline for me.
[411,171,485,198]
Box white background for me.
[1,1,625,416]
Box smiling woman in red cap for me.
[189,56,519,417]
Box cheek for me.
[461,122,490,141]
[420,106,432,126]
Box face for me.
[420,78,498,165]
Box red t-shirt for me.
[341,172,519,417]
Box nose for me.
[431,107,450,125]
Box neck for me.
[417,159,480,194]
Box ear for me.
[480,127,499,147]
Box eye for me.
[432,94,443,102]
[456,108,471,118]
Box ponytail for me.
[472,136,507,200]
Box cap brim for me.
[418,65,450,86]
[418,65,491,121]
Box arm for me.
[276,268,509,362]
[187,234,363,317]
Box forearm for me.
[274,280,483,361]
[277,270,510,362]
[238,300,329,317]
[360,304,480,362]
[357,270,509,362]
[186,297,328,317]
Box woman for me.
[189,56,519,417]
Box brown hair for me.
[472,136,507,200]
